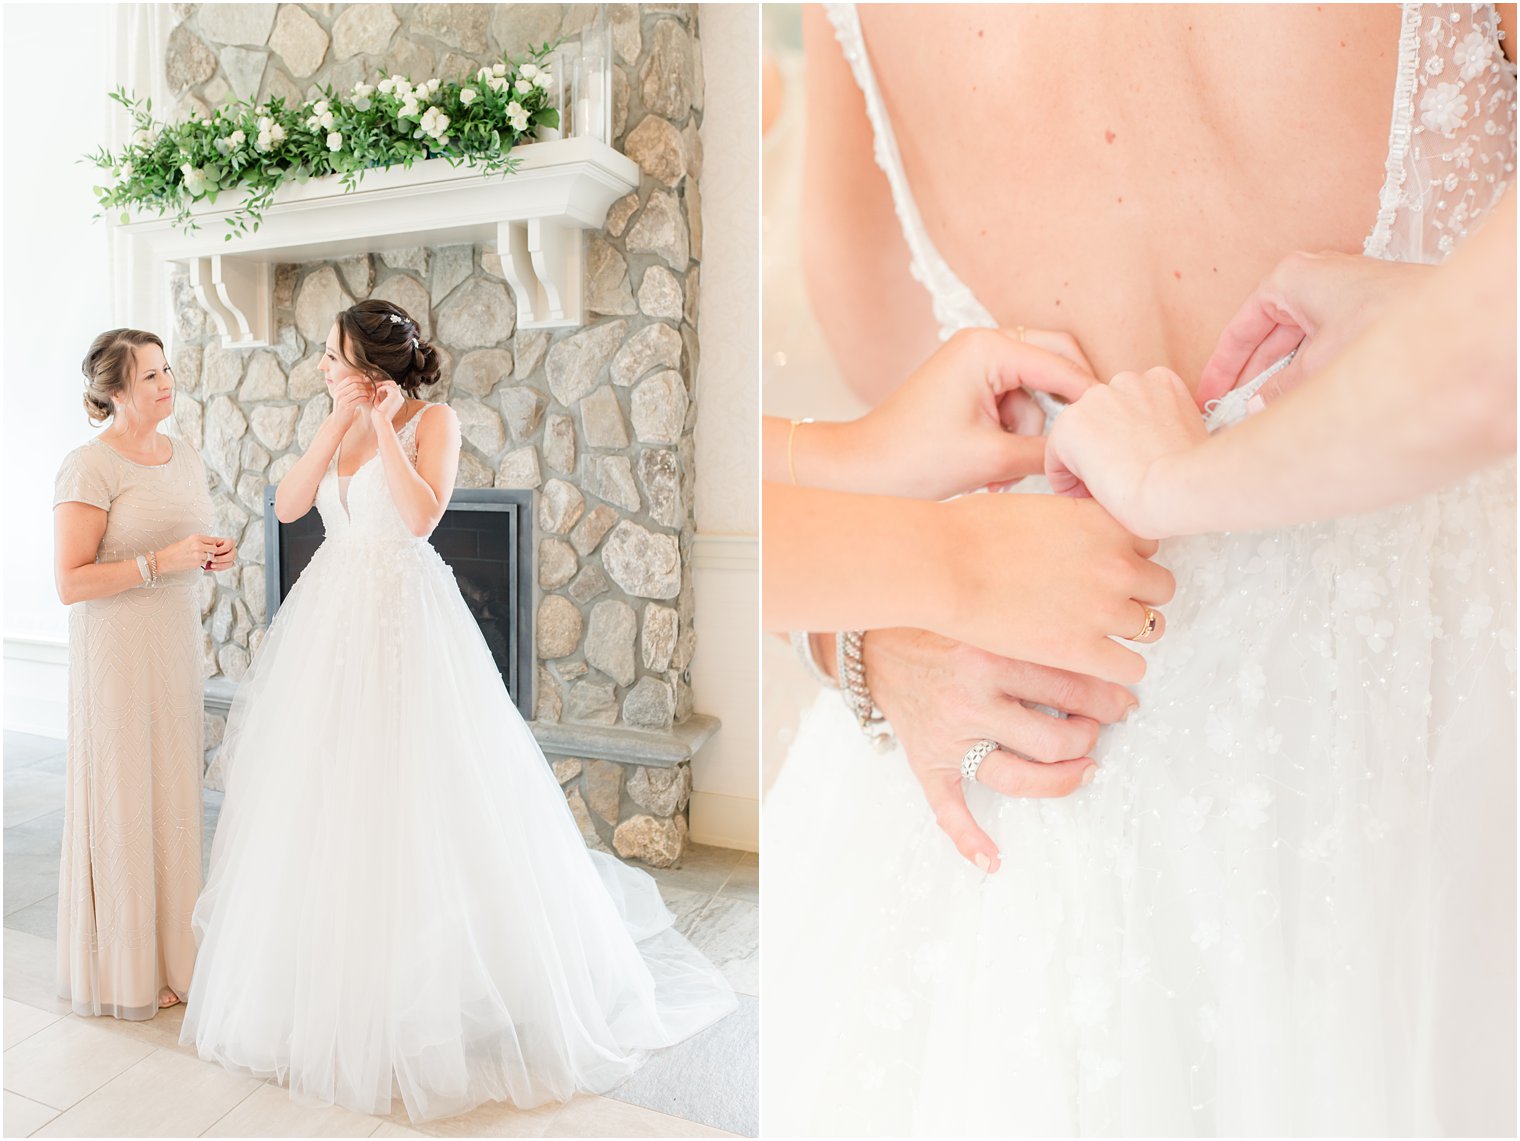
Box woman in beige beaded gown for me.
[52,328,233,1018]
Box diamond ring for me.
[961,739,998,783]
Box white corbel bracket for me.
[497,218,583,329]
[117,137,640,347]
[189,256,272,347]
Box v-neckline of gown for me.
[333,404,428,521]
[335,404,428,478]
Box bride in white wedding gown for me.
[764,4,1516,1135]
[180,301,735,1123]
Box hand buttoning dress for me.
[764,5,1517,1135]
[181,404,736,1123]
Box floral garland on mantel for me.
[91,46,561,239]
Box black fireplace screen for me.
[263,488,535,719]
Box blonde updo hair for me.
[81,328,165,426]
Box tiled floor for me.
[3,731,757,1138]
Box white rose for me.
[320,111,334,129]
[327,131,343,152]
[494,63,507,77]
[353,82,375,98]
[534,73,550,90]
[459,87,478,105]
[180,164,207,195]
[515,79,533,94]
[399,99,420,119]
[131,127,155,147]
[477,67,492,82]
[313,99,330,116]
[378,77,395,94]
[507,102,529,132]
[488,76,507,92]
[257,116,273,132]
[520,63,538,79]
[255,133,272,152]
[420,107,451,139]
[426,77,441,92]
[214,136,232,155]
[229,129,245,147]
[270,123,286,143]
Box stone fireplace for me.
[141,3,714,866]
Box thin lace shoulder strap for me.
[396,402,434,464]
[1365,4,1515,262]
[825,3,994,338]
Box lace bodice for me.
[316,405,435,543]
[827,3,1517,424]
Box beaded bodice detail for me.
[826,3,1517,426]
[316,405,432,542]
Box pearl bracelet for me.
[836,630,895,751]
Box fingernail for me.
[974,852,993,874]
[1122,702,1138,721]
[1080,765,1097,787]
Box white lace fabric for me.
[765,6,1518,1135]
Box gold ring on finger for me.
[961,739,998,783]
[1016,325,1026,343]
[1124,603,1160,643]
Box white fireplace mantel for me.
[115,137,640,345]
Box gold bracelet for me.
[787,417,813,486]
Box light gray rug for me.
[605,994,759,1136]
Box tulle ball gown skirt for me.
[180,536,735,1122]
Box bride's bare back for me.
[803,4,1512,401]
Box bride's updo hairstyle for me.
[334,299,442,394]
[81,328,165,425]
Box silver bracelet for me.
[790,631,836,688]
[135,554,152,587]
[836,630,895,751]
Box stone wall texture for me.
[168,4,707,864]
